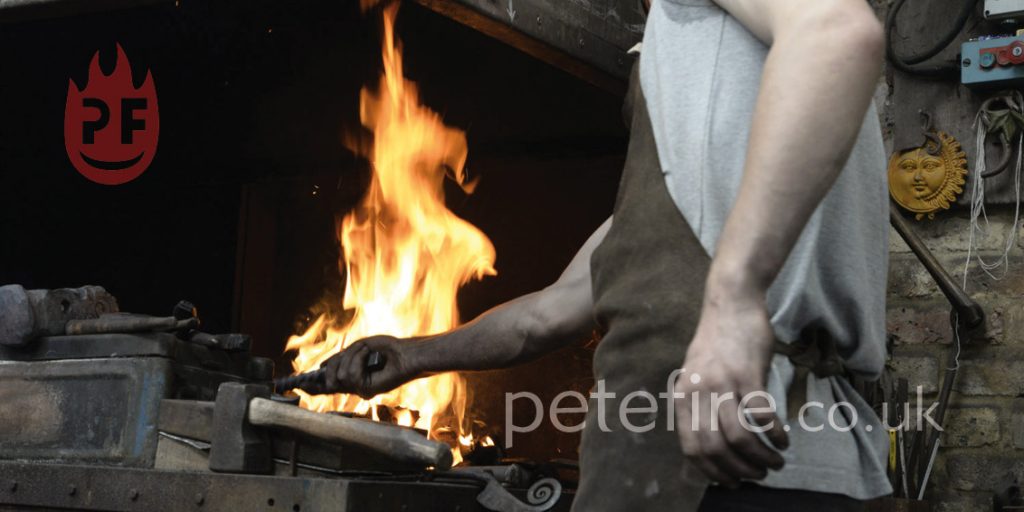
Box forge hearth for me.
[0,0,633,509]
[0,288,576,511]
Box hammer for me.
[209,382,452,474]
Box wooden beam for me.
[411,0,643,96]
[0,0,167,23]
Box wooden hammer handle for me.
[247,397,453,470]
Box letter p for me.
[505,391,543,449]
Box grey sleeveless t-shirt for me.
[640,0,892,499]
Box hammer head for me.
[209,382,273,474]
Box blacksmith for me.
[323,0,890,509]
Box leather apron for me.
[573,69,712,511]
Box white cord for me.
[962,102,1023,293]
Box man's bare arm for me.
[324,218,611,397]
[408,217,610,372]
[674,0,884,487]
[708,0,884,293]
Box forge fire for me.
[285,2,496,461]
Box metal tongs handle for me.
[274,350,386,394]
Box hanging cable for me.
[962,93,1024,293]
[886,0,979,78]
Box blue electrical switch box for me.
[961,35,1024,88]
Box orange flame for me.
[285,2,496,462]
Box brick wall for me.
[886,208,1024,510]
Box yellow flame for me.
[285,2,496,464]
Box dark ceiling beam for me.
[0,0,646,95]
[0,0,167,23]
[411,0,643,96]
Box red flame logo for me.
[65,44,159,185]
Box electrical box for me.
[985,0,1024,21]
[961,35,1024,88]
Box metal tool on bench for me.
[274,350,387,394]
[171,300,252,352]
[65,312,198,334]
[61,306,251,353]
[209,381,452,474]
[0,284,118,346]
[0,285,251,354]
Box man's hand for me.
[322,335,420,398]
[671,0,883,487]
[675,286,789,487]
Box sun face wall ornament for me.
[888,131,968,220]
